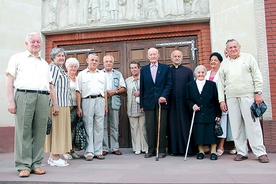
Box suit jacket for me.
[140,62,172,111]
[186,80,221,123]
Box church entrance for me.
[60,36,198,147]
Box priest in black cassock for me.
[168,50,195,155]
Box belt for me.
[17,89,50,95]
[84,94,102,99]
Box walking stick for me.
[156,102,161,161]
[184,110,195,161]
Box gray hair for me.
[50,48,66,61]
[88,53,99,59]
[226,39,240,48]
[25,32,42,42]
[103,55,114,62]
[65,57,80,68]
[194,65,207,78]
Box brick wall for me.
[264,0,276,152]
[265,0,276,119]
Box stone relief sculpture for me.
[42,0,209,31]
[145,0,164,19]
[88,0,101,22]
[118,0,127,20]
[42,0,59,29]
[109,0,119,21]
[163,0,180,18]
[101,0,110,22]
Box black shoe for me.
[144,153,155,158]
[210,153,217,160]
[197,153,205,160]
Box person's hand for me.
[220,101,228,112]
[106,90,113,97]
[8,101,16,114]
[134,91,140,97]
[254,94,263,106]
[215,117,221,122]
[141,108,144,113]
[158,97,167,104]
[52,105,60,116]
[192,104,200,111]
[77,108,82,117]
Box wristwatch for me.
[254,91,262,95]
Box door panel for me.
[126,36,198,77]
[60,36,198,148]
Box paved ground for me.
[0,148,275,184]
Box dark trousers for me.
[145,107,167,153]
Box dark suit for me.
[140,62,172,153]
[186,80,221,144]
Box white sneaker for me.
[48,158,69,167]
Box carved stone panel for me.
[42,0,209,33]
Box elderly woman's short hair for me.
[65,57,80,68]
[50,48,66,61]
[194,65,207,77]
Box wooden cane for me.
[184,111,195,161]
[156,102,161,161]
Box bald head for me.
[147,47,159,64]
[171,50,183,66]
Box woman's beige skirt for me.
[44,106,72,154]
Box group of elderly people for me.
[7,32,268,178]
[45,41,269,166]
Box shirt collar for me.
[103,68,114,73]
[86,68,100,73]
[150,62,158,68]
[25,50,42,60]
[131,74,140,82]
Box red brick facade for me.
[265,0,276,119]
[264,0,276,152]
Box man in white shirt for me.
[218,39,269,163]
[6,32,59,177]
[76,53,108,161]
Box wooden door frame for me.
[44,23,211,67]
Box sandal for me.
[70,152,80,159]
[63,153,73,160]
[96,155,105,160]
[216,149,224,156]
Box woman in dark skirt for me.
[186,65,221,160]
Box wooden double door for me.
[62,36,198,147]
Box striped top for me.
[49,62,71,107]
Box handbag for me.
[250,101,267,122]
[214,121,223,136]
[74,117,87,150]
[46,117,52,135]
